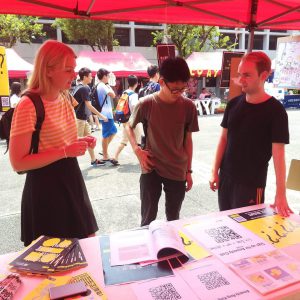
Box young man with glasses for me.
[126,57,199,226]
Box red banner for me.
[156,44,176,67]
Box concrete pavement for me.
[0,110,299,255]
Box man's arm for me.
[271,143,293,217]
[106,85,116,98]
[209,128,228,191]
[85,101,108,121]
[184,132,193,192]
[125,123,153,173]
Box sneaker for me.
[110,159,120,166]
[91,159,106,166]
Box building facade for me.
[13,19,299,64]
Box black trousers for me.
[140,170,186,226]
[218,171,265,211]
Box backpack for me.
[138,82,157,99]
[0,92,45,156]
[114,91,134,123]
[90,84,108,113]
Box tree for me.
[54,19,118,51]
[0,15,44,48]
[152,25,237,57]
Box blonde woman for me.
[9,40,98,246]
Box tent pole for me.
[247,27,254,53]
[247,0,258,53]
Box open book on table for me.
[109,220,189,266]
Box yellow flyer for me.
[70,272,107,300]
[179,230,210,260]
[229,208,300,248]
[24,275,71,300]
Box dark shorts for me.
[218,171,265,211]
[101,119,117,138]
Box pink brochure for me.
[184,216,275,263]
[177,258,259,300]
[132,276,199,300]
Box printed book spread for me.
[109,220,189,266]
[229,249,300,295]
[9,236,87,274]
[99,235,174,286]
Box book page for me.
[149,220,188,259]
[109,228,155,266]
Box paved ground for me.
[0,110,299,255]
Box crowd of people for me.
[8,40,292,246]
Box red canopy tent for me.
[0,1,299,31]
[75,51,151,77]
[5,48,33,78]
[1,1,299,52]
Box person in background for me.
[96,68,118,165]
[9,40,99,246]
[73,67,107,166]
[10,82,22,108]
[126,57,199,226]
[111,75,143,165]
[138,65,160,98]
[210,51,293,217]
[199,87,211,99]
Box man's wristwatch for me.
[186,169,193,174]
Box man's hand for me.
[270,194,293,217]
[209,172,219,192]
[186,173,193,191]
[135,147,154,173]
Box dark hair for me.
[127,75,138,87]
[10,82,21,96]
[147,65,159,78]
[241,51,271,75]
[97,68,109,80]
[159,57,190,83]
[78,67,91,80]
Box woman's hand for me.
[78,136,97,149]
[65,141,89,157]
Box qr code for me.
[149,283,182,300]
[205,226,242,243]
[198,271,230,290]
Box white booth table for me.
[1,204,300,300]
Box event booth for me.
[5,48,33,79]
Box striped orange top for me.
[10,93,78,152]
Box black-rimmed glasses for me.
[164,80,188,94]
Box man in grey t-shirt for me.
[126,57,199,226]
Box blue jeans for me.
[140,170,186,226]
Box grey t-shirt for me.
[129,94,199,181]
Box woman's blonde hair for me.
[27,40,76,94]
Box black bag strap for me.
[22,91,45,154]
[99,94,108,111]
[71,83,83,97]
